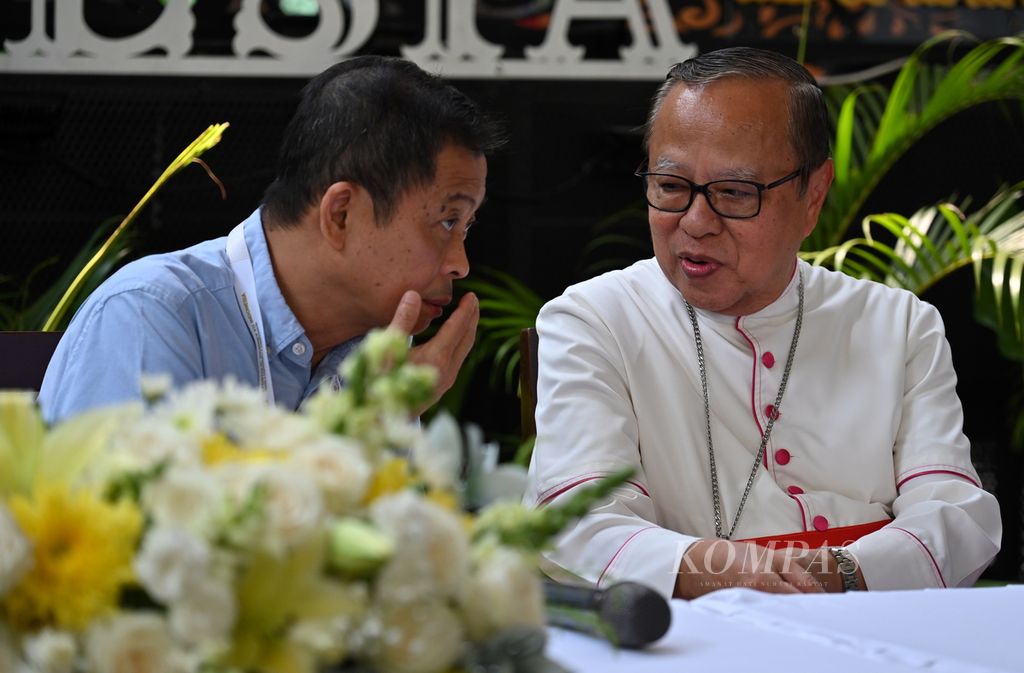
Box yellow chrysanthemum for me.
[363,457,413,503]
[202,432,284,466]
[4,485,141,631]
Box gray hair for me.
[643,47,830,195]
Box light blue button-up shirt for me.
[38,209,361,423]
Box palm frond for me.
[809,32,1024,251]
[460,268,546,393]
[804,182,1024,361]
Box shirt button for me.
[292,342,307,356]
[787,485,804,495]
[765,404,780,420]
[774,448,791,465]
[813,515,829,531]
[762,352,775,368]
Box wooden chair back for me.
[519,327,539,439]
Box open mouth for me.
[679,256,720,277]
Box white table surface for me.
[546,585,1024,673]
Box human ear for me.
[802,159,834,237]
[318,182,356,251]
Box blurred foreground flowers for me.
[0,329,628,673]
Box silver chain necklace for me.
[684,272,804,540]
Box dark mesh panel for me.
[0,75,301,287]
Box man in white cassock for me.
[525,47,1001,599]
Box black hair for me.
[262,55,506,227]
[643,47,830,195]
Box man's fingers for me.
[403,293,480,415]
[389,290,421,334]
[778,562,826,593]
[432,292,479,347]
[446,293,479,360]
[757,576,802,594]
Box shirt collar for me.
[243,208,307,356]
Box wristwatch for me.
[827,547,862,592]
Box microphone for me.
[543,579,671,649]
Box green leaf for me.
[811,33,1024,252]
[810,183,1024,362]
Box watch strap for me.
[828,546,861,592]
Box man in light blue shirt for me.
[39,56,505,423]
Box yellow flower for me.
[0,392,45,497]
[425,489,459,512]
[424,489,476,532]
[0,393,137,500]
[363,457,413,503]
[201,432,284,466]
[225,535,365,673]
[4,486,141,631]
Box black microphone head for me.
[596,581,672,649]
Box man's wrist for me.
[827,547,863,591]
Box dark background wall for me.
[1,0,1023,580]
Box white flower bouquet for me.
[0,329,630,673]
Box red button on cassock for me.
[762,352,775,368]
[787,485,804,495]
[813,515,829,531]
[774,448,791,465]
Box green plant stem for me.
[796,0,812,65]
[42,123,229,331]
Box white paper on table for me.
[690,585,1024,673]
[545,585,1024,673]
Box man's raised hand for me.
[388,290,480,416]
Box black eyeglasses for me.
[634,166,804,219]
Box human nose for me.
[443,236,469,279]
[677,189,723,238]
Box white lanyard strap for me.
[227,223,275,405]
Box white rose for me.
[256,465,325,556]
[291,436,371,515]
[24,628,76,673]
[152,381,220,439]
[169,577,236,649]
[102,417,198,479]
[381,413,421,452]
[221,403,318,451]
[461,546,545,641]
[370,491,469,604]
[86,613,176,673]
[143,467,219,532]
[374,599,464,673]
[0,504,32,597]
[290,615,354,663]
[207,464,265,549]
[207,377,267,415]
[134,528,211,604]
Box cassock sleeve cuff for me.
[572,528,698,600]
[847,526,947,590]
